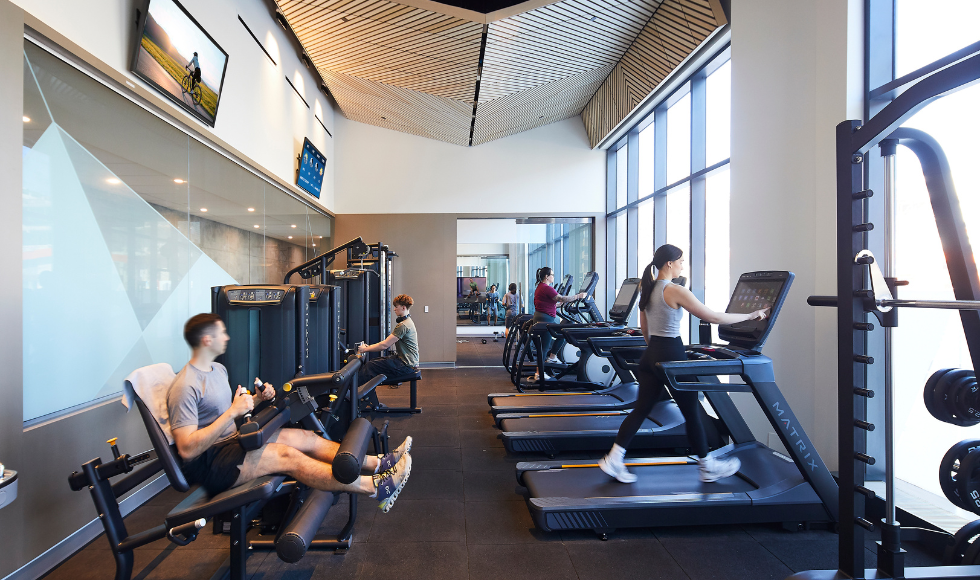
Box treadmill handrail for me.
[587,336,646,357]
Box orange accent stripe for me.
[528,413,623,418]
[562,460,694,469]
[513,392,592,396]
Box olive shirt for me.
[392,316,419,368]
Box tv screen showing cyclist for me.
[130,0,229,127]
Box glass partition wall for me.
[22,41,333,425]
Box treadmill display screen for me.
[726,281,783,314]
[578,272,598,294]
[614,282,639,307]
[718,271,794,350]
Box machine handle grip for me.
[807,295,838,307]
[168,518,205,546]
[240,405,291,451]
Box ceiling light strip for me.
[468,23,490,147]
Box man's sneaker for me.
[699,455,741,483]
[378,436,413,472]
[598,454,638,484]
[374,453,412,513]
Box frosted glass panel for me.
[22,43,325,423]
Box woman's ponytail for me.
[637,244,683,311]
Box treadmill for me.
[516,271,839,535]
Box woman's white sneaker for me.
[598,454,638,483]
[698,455,740,483]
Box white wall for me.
[13,0,337,211]
[334,116,605,214]
[730,0,864,470]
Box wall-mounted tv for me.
[297,138,326,198]
[130,0,229,127]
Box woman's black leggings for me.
[614,335,709,458]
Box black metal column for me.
[838,119,869,579]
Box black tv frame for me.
[296,137,326,199]
[130,0,229,127]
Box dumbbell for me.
[924,368,980,426]
[940,439,980,512]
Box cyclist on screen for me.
[186,51,201,90]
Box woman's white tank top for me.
[645,280,684,338]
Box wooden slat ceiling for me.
[275,0,724,147]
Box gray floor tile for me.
[366,499,465,543]
[464,500,558,544]
[410,445,463,471]
[314,542,468,580]
[566,538,690,580]
[665,540,793,580]
[463,469,525,502]
[460,446,524,472]
[397,468,463,501]
[387,427,460,448]
[458,427,502,449]
[467,543,576,580]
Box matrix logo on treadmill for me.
[771,401,818,472]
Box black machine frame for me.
[793,40,980,580]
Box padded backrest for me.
[134,394,190,492]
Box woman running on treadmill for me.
[598,244,768,484]
[531,267,586,382]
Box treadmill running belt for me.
[491,394,625,409]
[522,462,757,499]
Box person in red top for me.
[531,267,586,381]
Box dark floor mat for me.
[456,336,505,366]
[46,366,945,580]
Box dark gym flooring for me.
[44,338,941,580]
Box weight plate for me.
[925,368,955,423]
[935,369,973,425]
[945,520,980,565]
[963,533,980,566]
[952,371,980,424]
[940,439,980,511]
[957,446,980,515]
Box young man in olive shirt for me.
[357,294,419,410]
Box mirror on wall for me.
[456,218,593,336]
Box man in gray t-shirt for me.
[357,294,420,410]
[166,313,412,512]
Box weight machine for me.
[793,46,980,580]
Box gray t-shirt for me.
[167,362,237,446]
[392,316,419,368]
[503,292,521,315]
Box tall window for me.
[606,48,732,337]
[866,0,980,512]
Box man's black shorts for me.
[180,437,247,496]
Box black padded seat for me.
[374,370,422,414]
[165,475,287,528]
[382,369,422,385]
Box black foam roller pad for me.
[276,489,336,563]
[332,418,375,484]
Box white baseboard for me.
[3,475,169,580]
[419,362,455,369]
